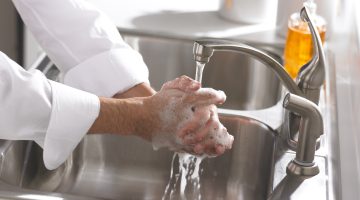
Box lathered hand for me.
[90,76,233,156]
[146,75,234,156]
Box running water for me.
[195,62,205,83]
[162,153,205,200]
[162,62,207,200]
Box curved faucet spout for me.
[193,39,303,96]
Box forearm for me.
[88,97,157,140]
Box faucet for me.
[283,93,323,177]
[194,6,325,100]
[192,7,325,177]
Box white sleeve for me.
[0,52,100,170]
[12,0,149,97]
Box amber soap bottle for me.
[283,0,326,79]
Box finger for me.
[187,82,201,92]
[177,120,200,138]
[194,116,218,142]
[161,78,178,90]
[161,76,183,90]
[161,75,200,92]
[183,88,226,106]
[182,132,197,145]
[179,78,201,92]
[192,141,224,156]
[183,117,216,146]
[176,109,209,139]
[225,134,234,149]
[191,105,212,124]
[194,143,205,155]
[216,126,234,149]
[201,137,217,155]
[215,144,226,155]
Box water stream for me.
[162,153,205,200]
[162,62,207,200]
[195,62,205,83]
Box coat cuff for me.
[63,49,149,97]
[44,80,100,170]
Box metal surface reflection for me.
[12,115,276,200]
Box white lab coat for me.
[0,0,149,170]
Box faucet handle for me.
[296,7,326,105]
[283,93,324,178]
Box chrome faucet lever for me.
[286,6,326,150]
[296,7,326,105]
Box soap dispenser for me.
[283,0,326,79]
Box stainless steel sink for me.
[0,35,330,200]
[0,114,276,200]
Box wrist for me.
[89,97,159,141]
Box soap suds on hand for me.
[151,88,233,157]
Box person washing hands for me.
[0,0,233,170]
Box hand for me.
[144,76,234,156]
[89,76,233,157]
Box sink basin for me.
[0,114,276,200]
